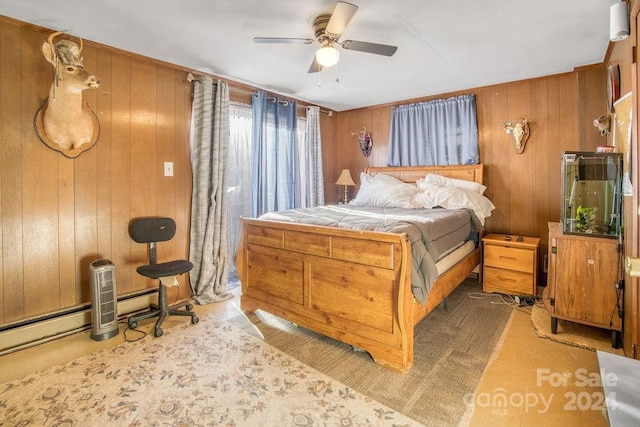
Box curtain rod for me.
[188,72,333,116]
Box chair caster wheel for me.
[186,303,193,311]
[191,315,199,325]
[154,327,163,337]
[128,320,138,329]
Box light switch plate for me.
[164,162,174,177]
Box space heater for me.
[89,259,119,341]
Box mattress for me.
[435,240,475,275]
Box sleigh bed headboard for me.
[364,164,484,185]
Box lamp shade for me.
[335,169,355,186]
[316,45,340,67]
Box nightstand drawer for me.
[484,245,534,273]
[483,267,534,295]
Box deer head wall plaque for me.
[35,31,101,158]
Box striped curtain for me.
[188,75,233,304]
[301,106,325,207]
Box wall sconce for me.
[351,127,373,157]
[335,169,355,204]
[610,1,630,42]
[503,116,531,154]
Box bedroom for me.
[0,1,638,425]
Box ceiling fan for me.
[253,1,398,73]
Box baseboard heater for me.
[0,289,158,356]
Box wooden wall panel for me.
[110,53,134,296]
[333,69,607,283]
[320,112,338,203]
[173,74,193,274]
[95,50,114,266]
[0,22,24,322]
[507,81,534,237]
[22,27,60,317]
[531,78,550,255]
[487,86,510,233]
[0,18,193,325]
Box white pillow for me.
[412,182,495,225]
[350,172,418,208]
[420,173,487,195]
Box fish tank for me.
[562,151,623,238]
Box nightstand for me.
[482,233,540,296]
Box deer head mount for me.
[34,31,101,158]
[351,127,372,157]
[593,114,611,136]
[504,116,531,154]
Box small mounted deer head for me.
[504,116,531,154]
[351,127,372,157]
[593,114,611,136]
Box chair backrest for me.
[130,217,178,266]
[130,217,176,244]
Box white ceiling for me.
[0,0,619,112]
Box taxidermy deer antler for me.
[351,127,372,157]
[504,116,530,154]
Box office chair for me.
[127,217,199,337]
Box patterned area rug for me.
[0,318,420,426]
[232,280,514,426]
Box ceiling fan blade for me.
[341,40,398,56]
[253,37,314,44]
[326,1,359,36]
[308,57,323,73]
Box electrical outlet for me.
[164,162,174,177]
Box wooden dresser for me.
[482,233,540,296]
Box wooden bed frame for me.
[236,164,484,373]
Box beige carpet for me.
[531,303,624,355]
[0,316,420,426]
[232,279,514,426]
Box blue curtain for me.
[251,90,299,217]
[388,94,479,166]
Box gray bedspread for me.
[259,205,482,305]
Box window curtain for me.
[300,106,325,208]
[188,75,233,304]
[251,90,299,217]
[227,102,252,277]
[388,94,479,166]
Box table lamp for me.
[335,169,355,204]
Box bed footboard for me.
[236,217,416,372]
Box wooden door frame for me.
[625,0,640,359]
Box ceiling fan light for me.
[316,45,340,67]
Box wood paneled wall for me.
[327,66,608,280]
[0,18,193,325]
[0,14,609,327]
